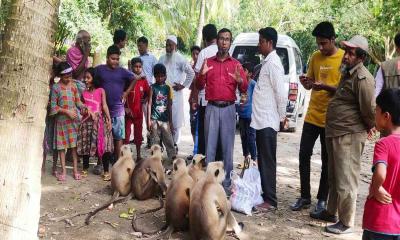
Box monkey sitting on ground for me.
[189,162,244,240]
[188,154,206,183]
[131,144,167,201]
[154,158,195,238]
[85,144,135,224]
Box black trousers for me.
[256,127,277,207]
[363,230,400,240]
[299,122,329,201]
[197,105,206,155]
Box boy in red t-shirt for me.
[125,58,150,160]
[362,88,400,239]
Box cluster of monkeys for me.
[85,144,244,240]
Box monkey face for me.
[173,158,187,174]
[150,144,162,155]
[192,154,206,168]
[206,162,225,184]
[120,145,133,157]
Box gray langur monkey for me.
[85,144,135,224]
[189,162,244,240]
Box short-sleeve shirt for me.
[138,53,158,85]
[150,83,173,122]
[305,49,344,127]
[238,79,256,119]
[126,78,150,118]
[95,64,134,118]
[363,134,400,235]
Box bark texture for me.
[0,0,59,239]
[195,0,206,47]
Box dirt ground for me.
[39,91,375,240]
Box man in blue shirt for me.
[238,62,257,164]
[136,36,158,85]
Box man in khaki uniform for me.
[375,32,400,96]
[312,35,375,234]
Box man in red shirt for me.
[197,28,248,194]
[125,57,150,160]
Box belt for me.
[208,101,235,108]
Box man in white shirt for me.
[251,27,288,210]
[159,35,195,150]
[194,24,218,155]
[136,36,158,148]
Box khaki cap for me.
[341,35,369,52]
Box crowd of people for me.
[41,21,400,239]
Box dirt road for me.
[40,91,374,239]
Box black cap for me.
[312,21,336,39]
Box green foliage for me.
[0,0,12,33]
[58,0,112,54]
[51,0,400,65]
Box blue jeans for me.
[239,117,257,160]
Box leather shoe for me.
[290,198,311,211]
[310,209,337,223]
[311,199,326,215]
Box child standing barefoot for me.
[125,58,150,160]
[362,88,400,239]
[50,62,87,181]
[147,63,176,163]
[77,68,113,178]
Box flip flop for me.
[57,174,66,182]
[52,170,59,177]
[81,170,88,178]
[73,172,82,180]
[103,173,111,181]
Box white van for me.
[230,32,306,132]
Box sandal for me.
[52,170,59,177]
[73,172,82,180]
[103,172,111,181]
[57,174,66,182]
[81,170,88,178]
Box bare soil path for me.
[40,91,374,239]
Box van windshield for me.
[232,46,289,75]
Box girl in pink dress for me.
[77,68,113,179]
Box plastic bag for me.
[230,164,263,216]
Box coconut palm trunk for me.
[195,0,206,46]
[0,0,60,239]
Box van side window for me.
[294,49,303,75]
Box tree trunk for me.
[195,0,206,47]
[0,0,59,239]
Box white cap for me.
[166,35,177,45]
[341,35,369,52]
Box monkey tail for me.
[85,192,133,225]
[131,197,165,235]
